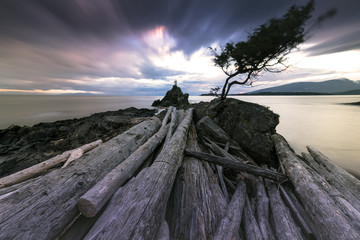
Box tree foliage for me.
[210,87,221,96]
[211,1,315,100]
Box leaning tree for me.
[211,0,315,100]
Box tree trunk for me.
[0,117,161,240]
[77,124,169,217]
[213,181,246,240]
[184,150,288,182]
[168,123,227,240]
[83,109,193,240]
[272,133,360,239]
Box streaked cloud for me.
[0,0,359,95]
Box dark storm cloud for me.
[306,30,360,56]
[0,0,308,53]
[0,0,359,95]
[1,0,358,53]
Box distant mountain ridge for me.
[248,79,360,94]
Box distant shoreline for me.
[201,92,360,96]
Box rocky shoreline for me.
[0,107,160,177]
[0,95,280,180]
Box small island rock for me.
[152,85,189,109]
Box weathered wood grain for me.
[0,117,161,240]
[272,133,360,239]
[84,109,193,240]
[213,181,246,240]
[168,123,227,239]
[184,150,288,182]
[300,153,360,232]
[243,193,264,240]
[265,178,303,240]
[305,146,360,211]
[162,106,174,127]
[196,116,256,165]
[255,178,275,240]
[77,124,169,217]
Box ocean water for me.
[1,95,360,176]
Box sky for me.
[0,0,359,96]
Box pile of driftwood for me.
[0,106,360,239]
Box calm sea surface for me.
[1,95,360,176]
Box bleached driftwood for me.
[278,185,316,239]
[213,181,246,240]
[84,109,193,240]
[272,133,360,239]
[162,106,174,127]
[305,146,360,211]
[196,116,256,165]
[168,123,227,239]
[0,117,161,240]
[255,178,275,240]
[300,153,360,231]
[0,139,102,188]
[243,194,264,240]
[265,178,303,240]
[184,150,288,182]
[77,124,169,217]
[62,139,103,168]
[164,109,184,146]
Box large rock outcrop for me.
[193,98,279,165]
[152,85,189,109]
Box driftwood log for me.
[265,179,303,240]
[243,193,264,240]
[272,133,360,239]
[255,178,275,240]
[77,124,170,217]
[84,109,193,239]
[168,123,227,239]
[213,181,246,240]
[300,153,360,232]
[304,146,360,212]
[162,106,174,127]
[62,139,103,168]
[307,146,360,198]
[0,139,102,188]
[278,185,316,239]
[0,117,161,240]
[196,116,256,165]
[184,150,288,182]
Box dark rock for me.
[152,85,189,109]
[342,101,360,106]
[193,98,279,165]
[0,108,156,177]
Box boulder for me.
[152,85,189,109]
[193,98,279,165]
